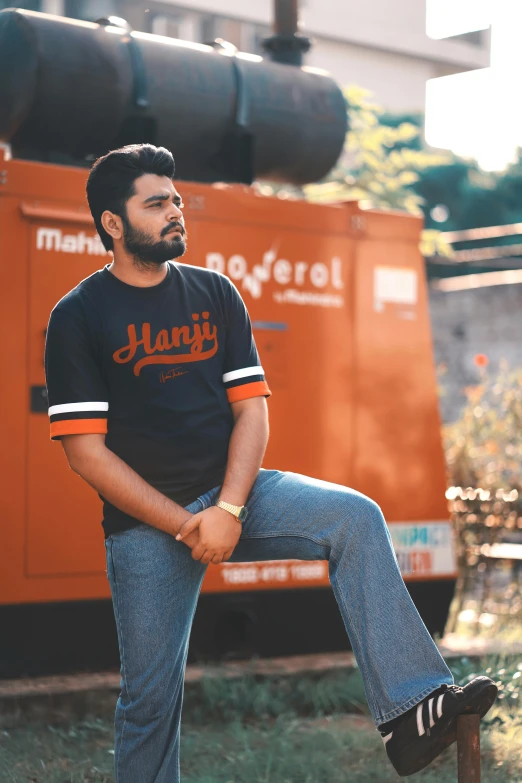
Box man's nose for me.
[167,203,183,221]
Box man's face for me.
[121,174,187,266]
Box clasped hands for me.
[175,506,241,565]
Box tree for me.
[303,85,448,215]
[299,86,453,258]
[259,85,522,266]
[444,361,522,491]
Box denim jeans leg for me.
[231,469,454,725]
[104,497,207,783]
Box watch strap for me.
[216,500,245,522]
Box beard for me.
[121,215,187,269]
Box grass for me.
[1,656,522,782]
[182,666,368,724]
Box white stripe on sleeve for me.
[222,366,264,383]
[48,401,109,417]
[437,694,444,718]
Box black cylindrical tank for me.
[0,9,347,184]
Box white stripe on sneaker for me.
[416,703,425,736]
[382,732,393,745]
[437,694,444,718]
[428,698,435,728]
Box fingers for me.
[191,546,216,565]
[191,543,206,562]
[211,549,234,565]
[176,515,202,541]
[191,549,232,565]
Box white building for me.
[33,0,491,113]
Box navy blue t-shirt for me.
[44,262,271,536]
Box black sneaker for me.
[381,676,497,777]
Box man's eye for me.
[176,202,185,209]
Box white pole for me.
[41,0,65,17]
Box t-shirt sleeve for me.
[45,304,109,440]
[222,280,271,403]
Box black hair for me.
[86,144,176,252]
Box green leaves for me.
[304,85,449,217]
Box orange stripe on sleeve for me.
[50,418,108,440]
[226,380,271,403]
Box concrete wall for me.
[307,36,459,112]
[428,282,522,423]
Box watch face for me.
[238,506,248,522]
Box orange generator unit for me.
[0,7,456,676]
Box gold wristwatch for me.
[216,500,247,523]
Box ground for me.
[1,656,521,782]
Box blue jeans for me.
[105,469,453,782]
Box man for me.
[45,143,496,781]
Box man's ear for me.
[101,210,123,243]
